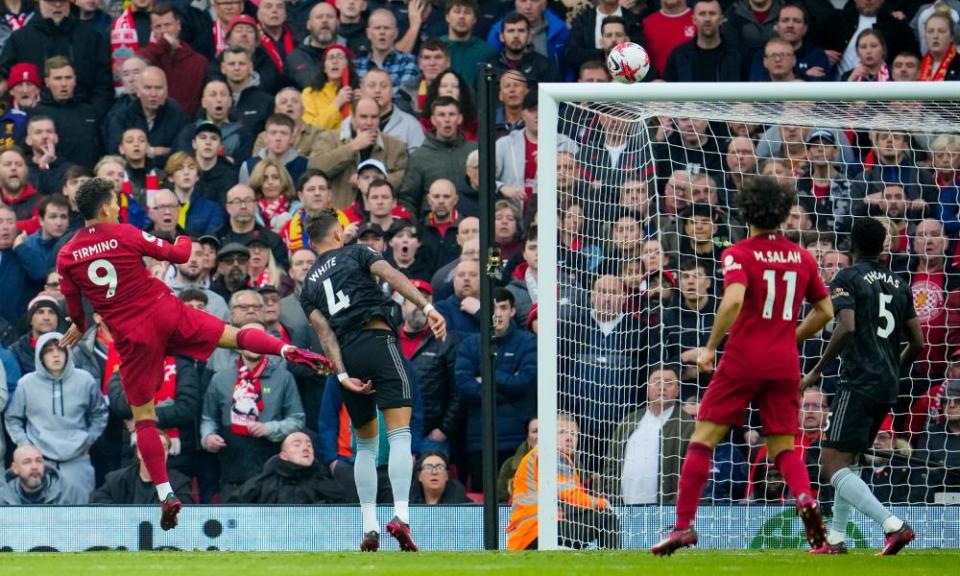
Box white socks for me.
[156,482,173,501]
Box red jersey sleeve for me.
[720,246,749,288]
[803,250,829,304]
[126,227,192,264]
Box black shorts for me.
[821,389,892,454]
[340,329,413,427]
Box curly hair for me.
[850,217,886,259]
[736,176,797,230]
[75,177,117,221]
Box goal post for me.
[536,82,960,551]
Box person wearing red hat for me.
[222,14,284,95]
[302,43,357,131]
[210,0,244,56]
[7,62,40,110]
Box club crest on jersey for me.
[831,287,850,299]
[722,254,742,274]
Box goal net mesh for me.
[548,96,960,549]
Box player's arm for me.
[698,283,745,372]
[802,307,854,390]
[134,228,192,264]
[57,263,87,347]
[370,259,447,341]
[307,309,372,394]
[795,296,834,343]
[900,316,925,374]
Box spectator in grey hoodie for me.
[1,445,88,505]
[4,332,108,496]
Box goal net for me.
[535,82,960,550]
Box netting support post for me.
[536,86,560,551]
[478,63,500,551]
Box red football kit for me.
[698,232,829,434]
[57,223,225,405]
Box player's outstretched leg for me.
[650,441,711,555]
[221,325,335,374]
[831,466,912,555]
[354,424,381,551]
[131,406,180,531]
[384,408,418,551]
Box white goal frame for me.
[535,81,960,550]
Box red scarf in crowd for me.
[3,11,29,31]
[230,356,268,436]
[260,25,295,72]
[919,43,957,81]
[856,64,890,82]
[259,196,290,229]
[110,9,140,92]
[214,19,229,56]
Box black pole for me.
[477,63,501,551]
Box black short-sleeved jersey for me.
[830,259,916,403]
[301,244,399,344]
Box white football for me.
[607,41,650,84]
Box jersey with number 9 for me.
[717,232,829,380]
[56,223,192,334]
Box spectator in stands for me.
[1,444,87,505]
[918,11,960,81]
[442,0,496,86]
[431,218,479,298]
[891,50,921,81]
[419,178,461,270]
[797,130,854,245]
[211,243,252,300]
[860,414,926,504]
[356,9,418,88]
[177,79,254,164]
[487,13,560,85]
[21,117,66,196]
[359,68,426,152]
[90,430,193,504]
[411,451,471,504]
[6,332,108,495]
[420,68,479,143]
[249,159,295,233]
[851,130,937,220]
[400,39,450,114]
[487,0,570,75]
[10,295,62,374]
[23,194,68,268]
[334,0,371,55]
[164,152,225,237]
[456,289,536,490]
[256,0,295,78]
[401,97,477,216]
[642,0,695,77]
[1,147,40,233]
[496,417,536,502]
[240,114,308,185]
[279,247,317,340]
[919,380,960,497]
[166,240,229,321]
[841,29,889,81]
[30,58,101,171]
[661,259,717,383]
[220,46,273,136]
[220,183,289,270]
[286,2,344,89]
[0,0,113,117]
[436,258,481,335]
[7,62,41,113]
[559,275,647,473]
[281,169,349,251]
[137,3,208,118]
[722,0,782,73]
[750,3,829,81]
[494,69,528,136]
[932,134,960,235]
[387,220,435,281]
[907,219,960,383]
[105,67,188,166]
[228,431,349,503]
[832,0,918,80]
[655,117,725,191]
[507,412,620,550]
[603,365,694,504]
[399,278,460,455]
[760,37,801,82]
[201,322,305,501]
[308,97,408,209]
[219,14,283,95]
[664,0,741,82]
[565,0,644,77]
[144,188,182,241]
[301,44,357,131]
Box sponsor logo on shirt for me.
[722,254,742,274]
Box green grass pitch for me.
[0,550,955,575]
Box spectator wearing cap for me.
[240,114,308,186]
[400,96,477,216]
[204,0,245,59]
[358,67,425,153]
[286,2,347,90]
[419,178,461,270]
[342,158,405,224]
[211,242,252,300]
[167,238,230,321]
[219,183,290,270]
[398,276,460,452]
[0,0,114,118]
[796,129,855,245]
[918,380,960,498]
[301,43,357,131]
[247,235,286,289]
[456,288,537,488]
[386,219,435,282]
[5,332,108,495]
[663,0,741,82]
[191,121,241,207]
[0,204,47,325]
[174,78,254,166]
[355,9,419,89]
[219,45,274,136]
[7,62,39,113]
[353,221,388,254]
[136,3,209,118]
[104,67,189,167]
[30,56,102,168]
[307,96,408,209]
[10,294,63,375]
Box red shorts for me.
[115,296,224,405]
[697,366,800,436]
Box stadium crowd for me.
[0,0,957,519]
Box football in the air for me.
[607,41,650,84]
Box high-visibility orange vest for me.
[506,447,608,550]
